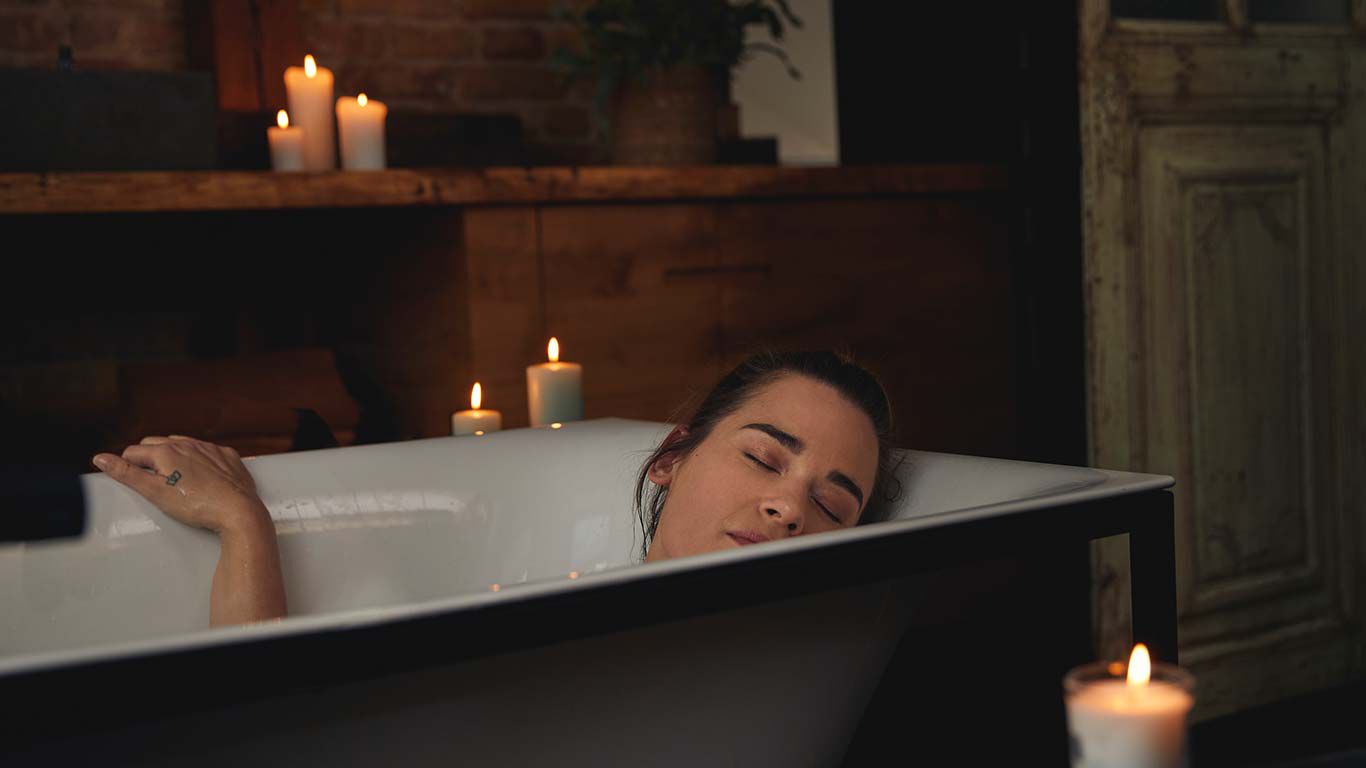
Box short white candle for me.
[267,110,305,171]
[335,92,388,170]
[1064,644,1195,768]
[283,54,336,171]
[452,382,503,436]
[526,337,583,427]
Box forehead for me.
[721,375,879,486]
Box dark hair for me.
[632,349,903,560]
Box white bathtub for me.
[0,418,1174,766]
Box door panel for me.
[1081,1,1364,721]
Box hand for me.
[92,435,267,535]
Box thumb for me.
[93,453,171,505]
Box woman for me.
[91,349,901,626]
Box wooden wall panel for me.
[463,207,544,429]
[322,209,471,441]
[715,197,1015,456]
[538,204,726,425]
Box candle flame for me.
[304,55,317,78]
[569,571,579,579]
[1127,643,1152,687]
[358,92,368,107]
[277,110,290,129]
[470,381,482,410]
[551,422,563,429]
[547,337,560,363]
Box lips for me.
[727,531,771,546]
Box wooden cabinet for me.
[463,189,1014,454]
[1,165,1016,468]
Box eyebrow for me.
[740,422,866,510]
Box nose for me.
[762,497,804,536]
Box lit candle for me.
[526,337,583,427]
[335,92,388,170]
[1064,644,1195,768]
[283,54,336,170]
[451,382,503,436]
[267,110,305,171]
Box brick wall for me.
[0,0,599,161]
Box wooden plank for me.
[321,209,472,440]
[0,165,1009,215]
[715,197,1016,457]
[118,347,359,441]
[463,207,544,430]
[538,204,726,425]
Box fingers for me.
[121,443,183,475]
[136,435,237,476]
[91,453,175,506]
[217,444,257,494]
[218,443,246,471]
[196,441,241,477]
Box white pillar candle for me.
[267,110,305,171]
[283,55,336,171]
[1064,644,1195,768]
[452,382,503,436]
[526,337,583,427]
[335,92,388,170]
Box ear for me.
[647,425,689,488]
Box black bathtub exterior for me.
[0,489,1175,765]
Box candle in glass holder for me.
[335,92,388,170]
[1064,644,1195,768]
[452,382,503,436]
[526,337,583,427]
[267,110,305,171]
[283,54,336,170]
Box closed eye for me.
[747,452,842,525]
[812,497,842,525]
[744,452,777,473]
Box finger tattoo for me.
[166,470,182,486]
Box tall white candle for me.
[267,110,305,171]
[1064,644,1195,768]
[335,92,388,170]
[526,337,583,427]
[283,55,336,171]
[452,382,503,436]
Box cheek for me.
[661,454,753,545]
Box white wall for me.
[731,0,839,166]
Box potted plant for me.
[554,0,801,165]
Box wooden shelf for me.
[0,164,1007,215]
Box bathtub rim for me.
[0,453,1169,681]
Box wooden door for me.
[1081,0,1366,720]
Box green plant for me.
[552,0,803,119]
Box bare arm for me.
[210,500,287,626]
[93,436,287,626]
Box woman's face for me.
[644,374,879,562]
